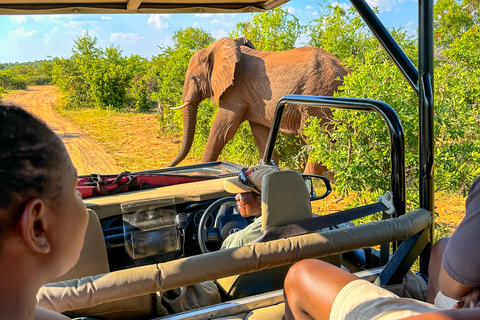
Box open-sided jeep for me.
[1,0,436,319]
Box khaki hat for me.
[223,165,280,194]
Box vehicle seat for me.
[217,170,341,299]
[44,209,155,320]
[55,209,110,282]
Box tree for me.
[53,32,143,109]
[230,7,304,51]
[434,0,476,48]
[303,2,480,203]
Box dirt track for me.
[3,86,120,175]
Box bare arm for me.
[439,264,474,300]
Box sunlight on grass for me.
[57,108,201,172]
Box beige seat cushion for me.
[261,170,313,230]
[56,209,110,282]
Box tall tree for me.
[434,0,475,48]
[230,7,304,51]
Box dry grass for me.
[57,108,203,172]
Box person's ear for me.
[19,199,51,254]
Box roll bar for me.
[262,0,434,274]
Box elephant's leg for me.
[249,122,279,165]
[304,155,327,175]
[201,110,244,163]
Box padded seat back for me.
[261,170,313,229]
[56,209,110,282]
[218,171,340,299]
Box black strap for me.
[255,202,389,242]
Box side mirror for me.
[302,174,332,201]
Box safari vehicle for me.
[1,0,435,319]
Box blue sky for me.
[0,0,419,63]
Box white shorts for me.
[434,291,458,309]
[331,279,443,320]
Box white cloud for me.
[331,1,352,10]
[312,11,318,16]
[216,29,229,38]
[9,27,37,38]
[210,19,221,25]
[285,6,296,14]
[406,20,413,27]
[193,22,199,27]
[50,26,59,33]
[110,32,145,44]
[305,5,312,10]
[148,14,171,29]
[195,13,213,17]
[32,16,45,22]
[364,0,413,12]
[101,16,113,20]
[10,16,26,23]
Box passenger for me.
[0,101,89,320]
[283,259,480,320]
[426,177,480,308]
[220,164,280,249]
[283,176,480,320]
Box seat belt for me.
[255,201,389,242]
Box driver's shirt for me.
[220,217,262,250]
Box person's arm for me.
[439,264,474,301]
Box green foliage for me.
[434,0,476,48]
[0,69,28,90]
[53,32,146,110]
[151,28,214,134]
[304,3,480,204]
[230,7,304,51]
[444,25,480,68]
[303,50,417,197]
[0,60,53,90]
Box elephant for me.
[169,37,350,174]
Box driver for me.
[220,164,280,249]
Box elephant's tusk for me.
[171,102,189,110]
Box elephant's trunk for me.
[169,101,199,167]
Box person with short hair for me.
[221,164,280,249]
[0,101,89,320]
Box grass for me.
[56,107,202,172]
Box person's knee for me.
[432,237,449,256]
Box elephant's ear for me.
[209,37,242,105]
[235,37,256,50]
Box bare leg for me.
[284,259,358,320]
[426,237,450,303]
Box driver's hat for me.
[223,165,280,194]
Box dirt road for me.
[3,86,120,175]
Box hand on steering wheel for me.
[198,196,248,253]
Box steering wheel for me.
[198,196,248,253]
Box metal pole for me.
[418,0,435,274]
